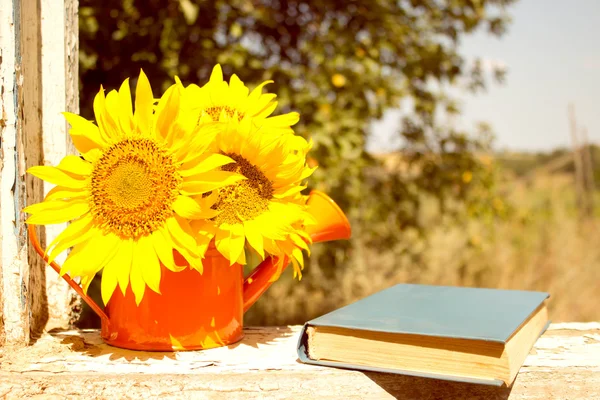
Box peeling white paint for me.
[40,0,79,331]
[0,0,29,344]
[1,0,79,344]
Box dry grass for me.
[246,172,600,325]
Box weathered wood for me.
[0,0,80,345]
[1,0,35,346]
[39,0,80,331]
[0,323,598,399]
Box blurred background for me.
[77,0,600,327]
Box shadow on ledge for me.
[50,326,294,361]
[364,371,513,400]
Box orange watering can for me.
[29,190,351,351]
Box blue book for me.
[297,284,549,386]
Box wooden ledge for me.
[1,323,599,399]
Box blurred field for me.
[245,152,600,325]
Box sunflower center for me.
[212,153,273,225]
[90,138,182,238]
[202,106,245,122]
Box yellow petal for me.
[180,171,246,195]
[193,220,218,256]
[61,233,119,299]
[117,78,134,134]
[27,166,87,189]
[63,112,107,153]
[101,256,120,306]
[44,186,87,202]
[93,87,119,140]
[134,69,153,135]
[154,84,180,141]
[129,260,146,306]
[254,99,277,119]
[172,195,217,220]
[179,153,235,177]
[82,148,103,163]
[25,200,90,225]
[165,217,203,272]
[173,123,220,164]
[138,235,161,295]
[247,80,274,103]
[229,74,249,99]
[229,224,246,265]
[215,226,233,262]
[166,216,197,253]
[244,220,264,259]
[273,185,306,199]
[263,112,300,128]
[46,215,95,263]
[59,242,91,277]
[56,155,93,176]
[151,229,184,272]
[209,64,223,84]
[292,247,304,270]
[104,238,133,296]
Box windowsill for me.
[0,323,598,399]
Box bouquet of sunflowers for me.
[24,65,315,307]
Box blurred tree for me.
[78,0,517,325]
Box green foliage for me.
[78,0,518,325]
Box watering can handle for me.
[242,190,352,313]
[27,224,111,325]
[243,256,289,313]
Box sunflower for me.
[24,71,244,305]
[183,64,307,150]
[192,116,316,278]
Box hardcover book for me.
[297,284,550,386]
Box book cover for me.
[297,283,550,386]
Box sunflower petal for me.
[264,112,300,128]
[229,74,249,99]
[166,225,203,273]
[63,112,107,153]
[25,200,90,225]
[209,64,223,85]
[166,216,197,251]
[56,155,93,176]
[134,69,154,135]
[101,259,120,306]
[215,225,233,262]
[82,148,103,163]
[247,80,274,103]
[151,229,183,272]
[179,153,235,177]
[27,166,87,189]
[130,241,147,305]
[44,186,87,202]
[46,215,95,263]
[138,235,161,294]
[229,224,246,265]
[155,84,180,142]
[180,172,246,195]
[244,220,264,259]
[273,185,306,198]
[104,238,133,296]
[93,87,119,140]
[172,195,217,220]
[117,78,134,134]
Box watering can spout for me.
[304,190,352,243]
[242,190,351,312]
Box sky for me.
[367,0,600,153]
